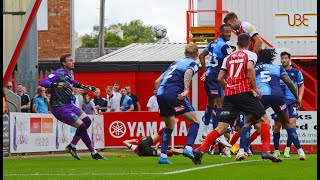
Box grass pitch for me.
[3,150,317,180]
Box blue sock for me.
[186,123,199,147]
[273,132,280,150]
[204,106,214,125]
[240,127,250,150]
[161,128,173,154]
[286,132,293,147]
[287,128,301,149]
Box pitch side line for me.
[5,159,289,176]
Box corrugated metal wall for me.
[221,0,317,55]
[3,0,32,71]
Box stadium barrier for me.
[4,110,317,154]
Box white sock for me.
[298,148,305,155]
[91,150,97,155]
[238,148,244,154]
[185,146,192,151]
[160,153,167,158]
[70,144,76,148]
[285,147,291,151]
[226,146,230,152]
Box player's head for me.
[257,48,277,64]
[280,51,291,67]
[224,12,241,30]
[220,24,232,41]
[60,53,75,70]
[184,43,199,60]
[237,33,250,49]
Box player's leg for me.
[236,114,254,160]
[203,97,215,138]
[284,102,298,158]
[272,114,282,157]
[222,129,232,157]
[68,109,91,148]
[273,104,305,160]
[158,115,176,164]
[181,111,200,160]
[214,97,232,147]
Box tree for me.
[80,19,169,48]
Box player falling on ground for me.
[272,51,305,158]
[155,43,201,164]
[40,53,107,160]
[193,34,282,165]
[236,48,306,160]
[199,24,233,150]
[122,125,183,157]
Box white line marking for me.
[4,159,264,176]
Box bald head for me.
[94,88,101,97]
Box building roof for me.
[91,43,187,62]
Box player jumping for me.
[40,53,107,160]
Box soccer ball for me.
[153,24,167,39]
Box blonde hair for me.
[185,43,199,57]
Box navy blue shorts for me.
[157,94,195,117]
[204,74,224,98]
[272,99,297,121]
[259,95,288,119]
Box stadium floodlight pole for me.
[98,0,106,57]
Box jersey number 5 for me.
[260,71,271,82]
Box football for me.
[153,24,167,39]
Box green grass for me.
[3,151,317,180]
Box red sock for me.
[260,124,271,153]
[250,130,260,144]
[158,128,165,136]
[229,132,240,145]
[200,130,220,153]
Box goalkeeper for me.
[40,53,107,160]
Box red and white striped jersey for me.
[221,50,257,96]
[235,22,259,51]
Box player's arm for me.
[252,35,263,54]
[247,60,261,97]
[155,75,164,91]
[281,74,301,109]
[297,71,305,102]
[218,56,228,90]
[178,69,193,100]
[199,49,209,80]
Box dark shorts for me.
[272,99,297,121]
[219,92,266,124]
[204,74,224,98]
[51,104,84,125]
[138,137,158,156]
[157,94,195,117]
[260,95,288,115]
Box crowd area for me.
[3,81,159,114]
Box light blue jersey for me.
[157,58,199,96]
[280,66,304,101]
[255,63,288,96]
[204,37,232,76]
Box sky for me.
[74,0,189,43]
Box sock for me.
[298,148,305,155]
[70,117,92,146]
[185,146,192,151]
[286,131,293,148]
[204,125,209,133]
[75,123,95,152]
[238,148,244,154]
[260,124,271,153]
[200,130,220,153]
[158,127,165,136]
[250,130,260,144]
[91,150,97,155]
[160,153,167,158]
[161,128,173,154]
[226,146,230,151]
[204,106,214,125]
[229,132,240,145]
[240,127,250,150]
[218,143,223,154]
[287,128,301,149]
[186,123,199,147]
[273,132,280,150]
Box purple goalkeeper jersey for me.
[40,67,79,107]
